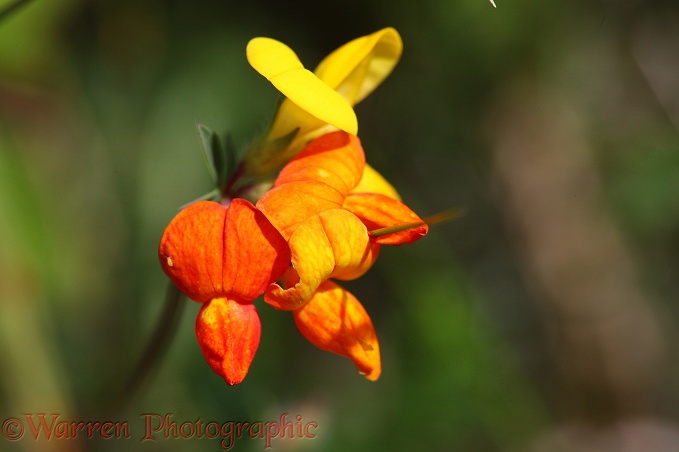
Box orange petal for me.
[195,297,261,385]
[264,209,379,310]
[159,199,290,302]
[257,181,344,240]
[221,199,290,299]
[293,281,381,381]
[274,131,365,197]
[343,193,429,245]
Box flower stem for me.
[115,280,185,411]
[220,161,244,200]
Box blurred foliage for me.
[1,0,679,451]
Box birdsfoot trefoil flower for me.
[158,199,289,384]
[156,28,437,385]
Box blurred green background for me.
[1,0,679,450]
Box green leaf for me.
[196,122,237,189]
[197,123,220,185]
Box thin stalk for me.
[114,280,185,412]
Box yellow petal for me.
[247,37,357,136]
[351,163,401,201]
[314,27,402,106]
[293,281,381,381]
[246,37,304,78]
[244,30,402,177]
[264,209,379,310]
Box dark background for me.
[1,0,679,450]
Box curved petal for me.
[293,281,381,381]
[257,180,345,240]
[158,201,225,302]
[351,163,401,201]
[264,209,379,310]
[343,193,429,245]
[222,199,291,299]
[314,27,402,106]
[158,199,290,302]
[244,30,401,177]
[195,298,261,385]
[247,37,357,136]
[246,37,303,79]
[274,131,365,196]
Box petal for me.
[256,131,365,239]
[313,27,402,106]
[264,209,379,310]
[222,199,291,299]
[195,298,261,385]
[246,37,304,79]
[343,193,429,245]
[158,199,290,302]
[274,131,365,196]
[247,37,357,136]
[293,281,381,381]
[351,163,401,201]
[256,180,344,241]
[158,201,227,302]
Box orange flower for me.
[256,131,428,380]
[158,198,290,384]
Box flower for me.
[156,28,435,385]
[158,199,290,385]
[256,130,428,379]
[244,28,402,176]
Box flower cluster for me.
[158,28,428,385]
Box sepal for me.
[197,123,236,189]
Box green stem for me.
[115,280,185,411]
[220,160,245,200]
